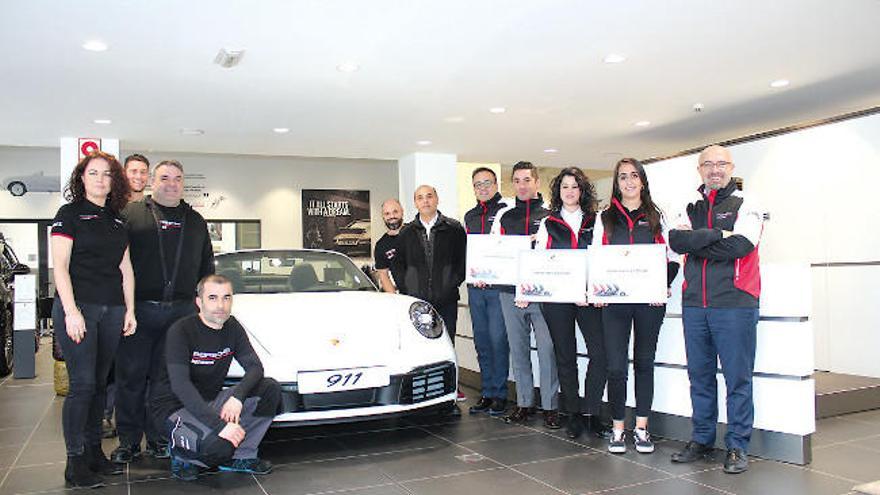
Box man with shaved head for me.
[394,185,467,407]
[373,198,405,293]
[669,145,765,474]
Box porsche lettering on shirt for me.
[79,214,99,220]
[383,247,397,261]
[190,347,233,365]
[159,220,182,230]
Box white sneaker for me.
[608,429,626,454]
[633,428,654,454]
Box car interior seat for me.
[288,263,319,291]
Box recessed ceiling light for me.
[273,128,290,134]
[180,128,205,136]
[336,62,360,73]
[489,107,506,114]
[82,40,108,52]
[416,140,432,146]
[692,102,705,112]
[770,79,790,88]
[635,120,651,127]
[93,119,112,125]
[603,53,626,64]
[543,148,558,153]
[443,116,465,123]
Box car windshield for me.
[214,250,377,294]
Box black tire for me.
[7,182,26,197]
[0,306,13,377]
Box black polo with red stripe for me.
[50,199,128,305]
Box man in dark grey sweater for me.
[151,274,280,481]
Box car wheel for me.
[7,182,26,196]
[0,306,13,377]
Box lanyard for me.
[146,197,187,302]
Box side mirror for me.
[12,263,30,275]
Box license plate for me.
[297,367,390,394]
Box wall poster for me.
[301,189,371,258]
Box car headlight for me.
[409,301,444,339]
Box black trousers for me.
[602,304,666,421]
[435,300,459,348]
[542,303,605,415]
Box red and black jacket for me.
[668,181,762,308]
[543,211,595,249]
[464,192,509,234]
[597,198,679,287]
[494,194,549,292]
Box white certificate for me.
[516,250,588,303]
[466,234,533,285]
[587,244,667,304]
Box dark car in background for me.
[0,234,32,376]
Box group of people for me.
[52,152,279,488]
[375,145,763,475]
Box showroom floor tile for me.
[0,341,877,495]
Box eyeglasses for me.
[700,161,731,170]
[473,179,495,189]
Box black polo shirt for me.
[51,199,128,305]
[374,232,404,286]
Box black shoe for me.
[671,441,714,464]
[65,454,105,488]
[723,448,749,474]
[110,443,142,464]
[145,440,170,459]
[469,397,494,414]
[543,409,561,430]
[587,415,612,439]
[86,445,123,475]
[488,398,507,417]
[503,406,532,424]
[565,414,584,439]
[218,458,273,475]
[171,456,200,482]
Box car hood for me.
[230,291,407,371]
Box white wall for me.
[643,113,880,377]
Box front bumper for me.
[226,361,457,426]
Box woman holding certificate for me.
[592,158,679,455]
[534,167,611,440]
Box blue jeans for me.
[53,300,124,456]
[115,300,196,446]
[682,306,759,451]
[467,286,509,399]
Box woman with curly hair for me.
[534,167,611,440]
[51,151,136,488]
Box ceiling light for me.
[273,128,290,134]
[93,119,112,125]
[489,107,506,114]
[543,148,558,153]
[82,40,108,52]
[634,120,651,127]
[180,128,205,136]
[693,102,705,112]
[213,48,245,68]
[416,140,432,146]
[770,79,790,88]
[337,62,360,73]
[443,116,465,123]
[603,53,626,64]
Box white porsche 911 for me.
[215,249,458,425]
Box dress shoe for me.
[565,414,584,439]
[503,405,532,424]
[469,397,494,414]
[543,409,561,430]
[65,454,104,488]
[86,445,123,475]
[723,448,748,474]
[110,443,142,464]
[488,398,507,416]
[671,441,714,463]
[145,440,170,459]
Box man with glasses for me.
[668,145,765,474]
[463,168,511,416]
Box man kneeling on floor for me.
[151,274,281,481]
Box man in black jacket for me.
[668,145,764,474]
[152,274,280,481]
[112,160,215,464]
[396,185,467,342]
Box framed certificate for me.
[466,234,533,285]
[587,244,667,304]
[516,250,588,303]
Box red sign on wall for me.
[78,138,102,160]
